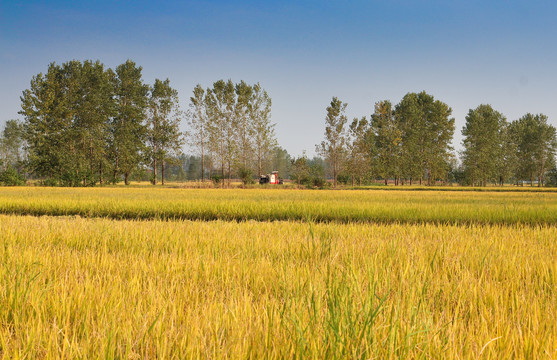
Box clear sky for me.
[1,0,556,157]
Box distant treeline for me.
[313,95,557,187]
[7,59,281,186]
[1,59,556,187]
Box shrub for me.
[547,167,557,187]
[211,174,223,186]
[238,167,255,186]
[0,167,25,186]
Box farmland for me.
[0,187,556,358]
[1,187,557,225]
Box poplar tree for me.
[74,60,114,185]
[111,60,149,185]
[250,83,275,177]
[146,78,183,185]
[346,116,370,186]
[316,97,348,188]
[510,113,556,186]
[290,155,310,186]
[461,104,506,186]
[496,123,518,185]
[371,100,401,185]
[186,84,209,181]
[395,92,454,185]
[235,81,254,174]
[0,119,25,171]
[206,80,236,186]
[20,63,70,183]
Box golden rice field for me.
[0,187,556,359]
[1,187,557,224]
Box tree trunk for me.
[352,175,355,187]
[113,153,118,183]
[99,161,103,185]
[201,149,205,182]
[221,163,225,189]
[124,172,129,185]
[385,178,388,186]
[161,161,165,185]
[153,157,157,185]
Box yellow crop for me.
[1,187,557,225]
[0,190,555,359]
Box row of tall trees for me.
[8,61,557,187]
[461,107,556,186]
[318,91,455,187]
[19,60,182,186]
[186,80,277,185]
[317,92,556,187]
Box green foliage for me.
[510,113,557,186]
[211,174,223,186]
[186,85,209,181]
[346,116,370,186]
[270,146,291,179]
[0,167,25,186]
[16,60,555,190]
[371,100,400,183]
[546,167,557,187]
[290,156,310,185]
[238,166,255,185]
[190,80,276,184]
[147,78,183,185]
[395,91,455,185]
[19,59,147,186]
[250,83,276,176]
[308,161,326,188]
[448,163,467,185]
[336,173,350,185]
[461,104,507,186]
[111,60,150,185]
[0,119,25,171]
[316,97,348,188]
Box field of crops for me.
[0,187,556,358]
[2,187,557,225]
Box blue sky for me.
[1,0,556,157]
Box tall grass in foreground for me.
[2,187,557,225]
[1,215,555,358]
